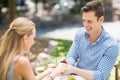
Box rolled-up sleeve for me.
[94,45,119,80]
[66,28,119,80]
[66,31,82,66]
[66,38,79,66]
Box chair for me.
[114,61,120,80]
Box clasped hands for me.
[53,58,73,76]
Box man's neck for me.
[89,28,102,44]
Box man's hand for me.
[60,58,71,65]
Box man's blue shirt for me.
[66,27,119,80]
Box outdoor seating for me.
[114,61,120,80]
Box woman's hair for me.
[0,17,35,80]
[81,1,105,19]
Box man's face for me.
[82,11,104,35]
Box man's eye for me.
[82,20,85,22]
[88,21,92,23]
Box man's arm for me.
[64,45,119,80]
[66,40,79,66]
[94,45,119,79]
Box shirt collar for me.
[96,27,106,44]
[85,27,106,45]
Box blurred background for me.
[0,0,120,80]
[0,0,120,28]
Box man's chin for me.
[86,31,90,34]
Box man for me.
[63,1,119,80]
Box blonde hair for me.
[0,17,35,80]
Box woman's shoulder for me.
[15,56,30,67]
[17,56,29,63]
[14,56,31,79]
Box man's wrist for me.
[69,65,77,74]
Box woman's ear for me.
[22,35,29,51]
[23,35,28,43]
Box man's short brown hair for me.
[81,1,105,19]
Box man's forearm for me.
[70,66,94,80]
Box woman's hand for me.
[62,65,73,75]
[45,67,55,74]
[55,62,68,73]
[49,62,68,78]
[36,68,54,80]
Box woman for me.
[0,17,68,80]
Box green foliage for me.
[118,52,120,68]
[69,5,83,15]
[69,0,104,15]
[69,0,92,15]
[0,0,8,7]
[94,0,104,3]
[50,39,120,80]
[50,39,72,57]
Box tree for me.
[9,0,16,23]
[0,0,3,23]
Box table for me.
[54,75,85,80]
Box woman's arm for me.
[15,56,68,80]
[35,68,54,80]
[42,62,68,80]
